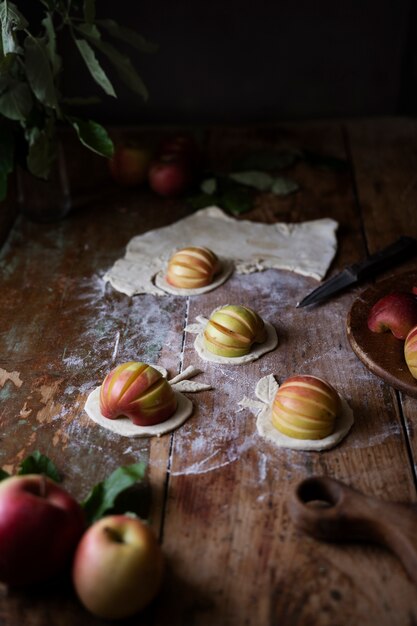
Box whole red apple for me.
[367,291,417,339]
[148,155,193,197]
[108,145,152,187]
[73,514,164,620]
[0,474,85,586]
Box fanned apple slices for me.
[203,305,266,358]
[166,246,220,289]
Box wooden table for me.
[1,118,417,625]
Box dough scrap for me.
[84,387,193,438]
[154,257,234,295]
[193,321,278,365]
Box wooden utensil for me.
[347,270,417,397]
[288,476,417,586]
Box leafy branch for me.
[0,0,156,200]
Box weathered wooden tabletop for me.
[1,118,417,625]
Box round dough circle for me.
[257,396,354,451]
[84,387,193,437]
[194,321,278,365]
[154,257,234,296]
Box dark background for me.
[53,1,417,123]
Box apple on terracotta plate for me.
[367,291,417,340]
[0,474,85,586]
[73,514,164,620]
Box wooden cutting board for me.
[347,271,417,397]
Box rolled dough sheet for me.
[104,206,338,296]
[154,257,234,295]
[84,387,193,437]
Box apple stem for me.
[103,526,125,544]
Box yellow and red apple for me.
[367,291,417,340]
[166,246,220,289]
[99,362,177,426]
[203,305,266,358]
[405,325,417,379]
[272,375,340,440]
[73,514,164,620]
[0,474,85,586]
[108,145,152,187]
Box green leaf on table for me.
[301,150,348,171]
[76,24,148,100]
[24,36,57,108]
[82,462,147,524]
[41,13,61,76]
[271,176,299,196]
[235,149,300,171]
[26,125,56,179]
[0,0,27,54]
[18,451,62,482]
[97,18,158,53]
[187,191,219,211]
[229,170,273,191]
[83,0,96,23]
[0,80,33,120]
[74,38,116,97]
[221,186,252,215]
[201,177,217,195]
[69,117,114,158]
[0,468,10,481]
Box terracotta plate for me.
[347,271,417,397]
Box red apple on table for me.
[99,361,177,426]
[0,474,85,586]
[108,145,152,187]
[148,154,194,197]
[367,291,417,340]
[73,514,164,620]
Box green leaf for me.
[0,80,32,120]
[83,0,95,23]
[74,38,116,97]
[82,462,146,524]
[0,1,28,54]
[18,451,62,482]
[235,149,299,171]
[41,13,61,76]
[201,177,217,195]
[76,24,148,100]
[24,36,57,108]
[221,187,253,215]
[270,176,299,196]
[96,19,158,53]
[26,125,56,179]
[187,192,219,211]
[229,170,273,191]
[0,468,10,481]
[69,117,114,157]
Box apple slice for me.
[272,375,340,440]
[203,305,266,358]
[166,246,220,289]
[99,362,177,426]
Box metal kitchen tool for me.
[288,475,417,586]
[297,236,417,307]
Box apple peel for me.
[239,374,354,451]
[154,257,234,295]
[185,311,278,364]
[84,365,211,437]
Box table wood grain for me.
[0,119,416,625]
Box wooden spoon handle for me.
[288,476,417,586]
